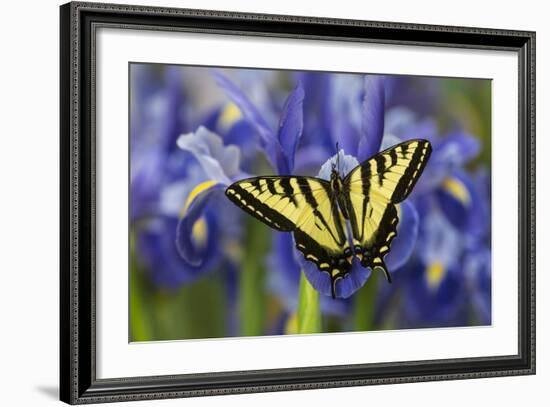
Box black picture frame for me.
[60,1,536,404]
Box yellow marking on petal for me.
[224,240,242,262]
[442,177,471,206]
[426,260,446,289]
[217,103,242,130]
[284,312,298,335]
[192,217,208,248]
[181,180,219,217]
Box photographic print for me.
[60,5,535,402]
[129,63,491,342]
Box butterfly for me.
[225,139,432,298]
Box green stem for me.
[239,216,270,336]
[353,270,378,331]
[297,271,321,334]
[129,231,153,342]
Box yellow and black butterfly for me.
[225,139,432,298]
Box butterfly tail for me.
[378,264,392,284]
[361,255,392,284]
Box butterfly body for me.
[329,169,351,220]
[225,139,432,298]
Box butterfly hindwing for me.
[343,139,432,279]
[292,184,353,297]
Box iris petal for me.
[177,126,241,184]
[385,200,419,271]
[436,170,487,240]
[299,255,371,300]
[299,256,333,298]
[317,151,359,180]
[293,145,332,175]
[334,261,371,299]
[358,75,386,161]
[334,121,360,158]
[212,70,275,152]
[268,233,349,314]
[277,82,304,173]
[138,216,218,288]
[176,182,226,266]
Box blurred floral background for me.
[129,63,491,341]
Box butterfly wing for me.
[343,139,432,280]
[226,176,352,297]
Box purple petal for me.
[268,233,350,314]
[358,75,386,161]
[436,170,488,242]
[176,126,241,184]
[277,82,304,173]
[212,70,275,152]
[464,248,492,324]
[293,145,331,175]
[385,200,419,271]
[413,129,480,194]
[317,150,359,180]
[435,132,481,167]
[334,120,360,158]
[299,255,371,299]
[334,262,371,299]
[267,233,302,310]
[299,257,333,298]
[138,216,220,289]
[176,183,226,266]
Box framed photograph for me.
[60,1,535,404]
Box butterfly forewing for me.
[345,139,432,203]
[225,176,313,231]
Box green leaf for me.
[297,271,321,334]
[162,273,226,340]
[129,231,154,342]
[353,271,378,331]
[239,216,271,336]
[129,229,227,342]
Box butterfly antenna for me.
[335,142,341,174]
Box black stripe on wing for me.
[391,140,432,202]
[354,204,399,284]
[225,180,296,232]
[293,229,353,299]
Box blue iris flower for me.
[176,71,307,268]
[206,72,420,300]
[131,65,248,289]
[375,101,491,327]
